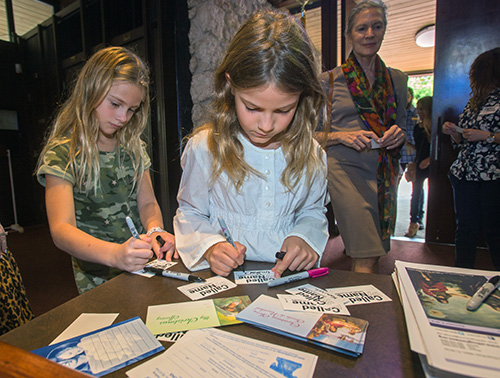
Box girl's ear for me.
[225,72,234,95]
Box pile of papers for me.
[234,283,392,357]
[33,277,393,377]
[393,261,500,377]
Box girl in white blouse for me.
[173,10,329,278]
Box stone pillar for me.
[187,0,270,127]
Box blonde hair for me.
[37,46,150,194]
[193,9,326,192]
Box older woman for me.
[319,0,407,273]
[442,48,500,270]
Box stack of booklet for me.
[393,261,500,377]
[236,294,368,357]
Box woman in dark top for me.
[405,96,432,237]
[443,48,500,270]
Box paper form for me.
[50,313,119,345]
[126,327,317,378]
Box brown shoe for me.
[405,223,419,238]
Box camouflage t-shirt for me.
[37,141,151,293]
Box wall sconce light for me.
[415,24,435,48]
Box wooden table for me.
[0,262,423,377]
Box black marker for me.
[156,235,165,247]
[275,251,286,260]
[145,267,205,283]
[156,235,166,260]
[467,275,500,311]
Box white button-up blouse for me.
[173,129,329,271]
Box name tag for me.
[479,103,500,116]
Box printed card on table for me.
[234,270,275,284]
[145,259,178,270]
[32,317,163,377]
[277,294,350,315]
[154,331,186,343]
[177,276,237,300]
[146,296,251,335]
[132,259,178,277]
[326,284,392,306]
[286,284,346,304]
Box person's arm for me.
[316,130,378,150]
[136,170,176,260]
[379,124,406,150]
[173,133,245,273]
[442,121,463,144]
[461,129,499,144]
[419,157,431,170]
[272,148,329,277]
[45,175,153,272]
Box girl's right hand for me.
[113,237,155,272]
[204,241,246,277]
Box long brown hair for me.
[37,46,150,194]
[469,47,500,112]
[192,9,325,192]
[417,96,433,141]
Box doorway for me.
[395,177,427,241]
[393,74,434,242]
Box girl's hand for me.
[113,237,155,272]
[419,157,430,170]
[337,130,377,151]
[379,125,405,150]
[204,241,246,277]
[150,231,177,261]
[272,236,319,278]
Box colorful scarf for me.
[342,52,400,239]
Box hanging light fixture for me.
[415,24,435,48]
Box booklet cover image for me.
[406,268,500,333]
[306,314,367,353]
[213,296,252,325]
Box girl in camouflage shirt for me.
[36,47,176,293]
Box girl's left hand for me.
[150,231,177,261]
[419,157,430,170]
[379,125,405,150]
[272,236,319,278]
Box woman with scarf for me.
[318,0,407,273]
